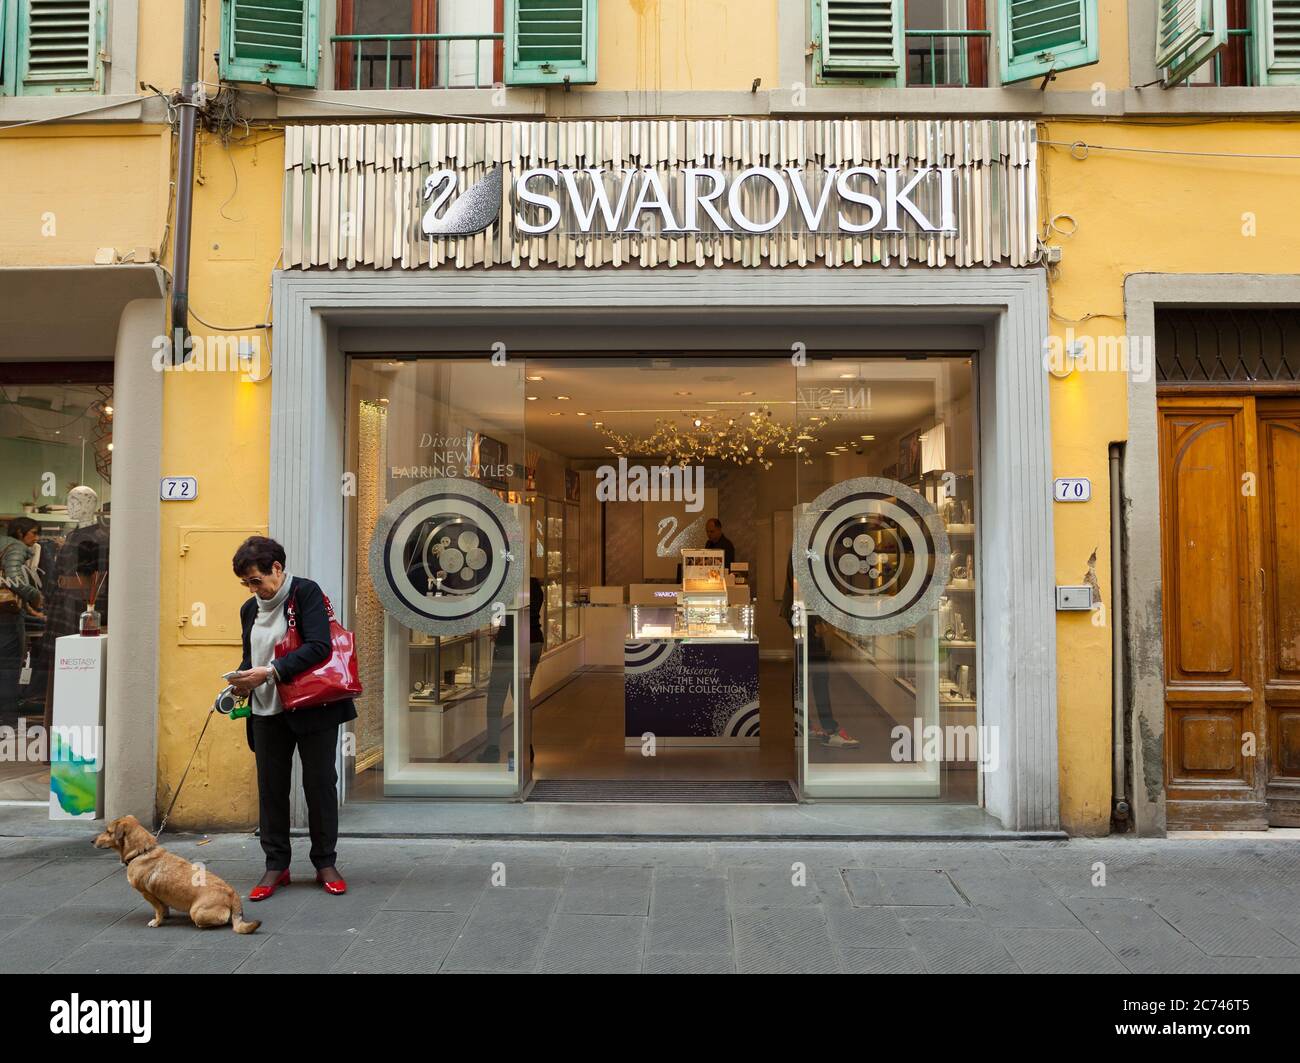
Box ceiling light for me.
[526,375,544,381]
[526,396,538,401]
[675,390,692,397]
[555,395,571,400]
[594,421,604,427]
[576,411,589,416]
[739,390,755,397]
[549,412,563,417]
[860,434,875,441]
[839,373,855,379]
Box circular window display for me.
[369,478,524,636]
[794,477,951,636]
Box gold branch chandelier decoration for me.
[596,407,823,469]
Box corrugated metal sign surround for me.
[282,119,1039,271]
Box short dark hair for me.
[232,535,286,576]
[706,518,722,529]
[9,517,39,540]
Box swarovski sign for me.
[282,119,1038,270]
[511,166,956,236]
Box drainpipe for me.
[170,0,203,363]
[1110,443,1131,829]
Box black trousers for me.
[0,614,25,721]
[483,633,543,754]
[251,713,340,872]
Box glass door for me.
[343,356,531,797]
[793,355,981,801]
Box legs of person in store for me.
[478,624,514,763]
[809,627,858,749]
[0,614,24,724]
[479,632,543,766]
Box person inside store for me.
[479,576,545,764]
[705,518,736,570]
[675,517,739,583]
[0,518,44,723]
[227,536,357,900]
[780,556,859,749]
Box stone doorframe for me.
[1123,273,1300,838]
[269,268,1059,831]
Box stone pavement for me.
[1,833,1299,974]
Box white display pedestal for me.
[49,634,107,820]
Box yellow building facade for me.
[3,1,1297,837]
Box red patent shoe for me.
[249,869,291,902]
[316,869,348,895]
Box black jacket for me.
[239,575,358,751]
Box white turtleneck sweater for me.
[249,573,293,717]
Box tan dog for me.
[93,815,260,935]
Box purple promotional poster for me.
[624,640,760,739]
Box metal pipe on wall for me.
[170,0,202,362]
[1110,442,1131,828]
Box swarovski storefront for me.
[270,119,1059,832]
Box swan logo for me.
[421,165,503,238]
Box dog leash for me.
[155,710,215,837]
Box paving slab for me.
[538,913,646,973]
[441,887,558,973]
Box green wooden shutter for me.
[16,0,103,95]
[818,0,903,73]
[1000,0,1099,83]
[220,0,319,88]
[0,0,10,94]
[1259,0,1300,83]
[1157,0,1227,84]
[505,0,598,86]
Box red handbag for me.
[273,591,363,710]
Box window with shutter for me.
[0,0,9,94]
[1259,0,1300,82]
[504,0,597,85]
[1157,0,1228,84]
[1000,0,1098,83]
[14,0,103,95]
[817,0,904,75]
[220,0,320,88]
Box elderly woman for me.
[227,536,356,900]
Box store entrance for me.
[342,350,981,805]
[525,356,798,790]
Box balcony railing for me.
[1207,27,1254,87]
[332,32,504,90]
[906,29,991,88]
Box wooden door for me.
[1160,394,1300,828]
[1159,397,1265,829]
[1257,399,1300,825]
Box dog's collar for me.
[121,847,153,866]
